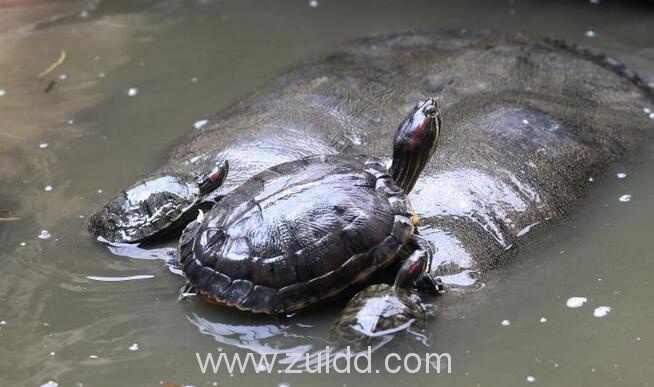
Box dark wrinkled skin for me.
[157,29,654,289]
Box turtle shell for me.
[179,154,415,314]
[332,283,426,345]
[88,174,202,243]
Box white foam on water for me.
[566,297,587,308]
[593,306,611,317]
[527,376,536,383]
[619,194,631,202]
[501,320,511,326]
[616,172,626,179]
[127,87,139,96]
[129,343,140,351]
[193,119,208,129]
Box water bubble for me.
[193,119,208,129]
[619,194,631,203]
[89,354,99,359]
[590,0,600,3]
[58,74,67,81]
[0,89,5,96]
[44,185,53,192]
[501,320,511,326]
[191,77,198,83]
[0,320,6,326]
[636,337,641,341]
[593,306,611,317]
[566,297,587,308]
[49,351,56,356]
[309,0,318,7]
[522,119,530,125]
[539,317,547,323]
[588,176,594,182]
[649,113,654,120]
[278,383,291,387]
[20,242,26,246]
[129,343,140,351]
[97,189,103,194]
[616,173,626,179]
[80,10,89,18]
[644,107,651,114]
[99,73,106,78]
[127,87,139,97]
[68,120,74,125]
[526,376,536,383]
[41,381,58,387]
[39,143,49,149]
[584,30,596,38]
[38,230,52,240]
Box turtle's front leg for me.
[407,234,444,295]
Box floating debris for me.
[0,210,20,223]
[566,297,587,308]
[38,230,52,240]
[127,87,139,97]
[585,30,596,38]
[193,119,208,129]
[501,320,511,326]
[619,194,631,203]
[616,173,626,179]
[43,80,56,93]
[593,306,611,318]
[129,343,140,351]
[38,50,67,78]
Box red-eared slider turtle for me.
[178,99,443,314]
[332,249,437,346]
[88,162,229,243]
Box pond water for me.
[1,1,653,386]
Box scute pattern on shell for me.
[88,174,200,243]
[179,155,414,314]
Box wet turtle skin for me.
[332,283,426,346]
[178,155,416,314]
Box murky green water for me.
[1,1,653,386]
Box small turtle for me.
[179,99,442,314]
[331,249,437,347]
[88,162,229,243]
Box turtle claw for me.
[177,282,197,302]
[414,273,444,295]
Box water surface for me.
[1,1,653,386]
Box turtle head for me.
[196,160,229,196]
[390,98,441,193]
[394,249,428,290]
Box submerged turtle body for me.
[332,248,435,346]
[88,163,228,244]
[179,155,415,314]
[334,283,425,344]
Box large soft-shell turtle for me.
[332,249,437,347]
[88,162,228,243]
[178,99,443,314]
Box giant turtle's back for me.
[179,155,414,314]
